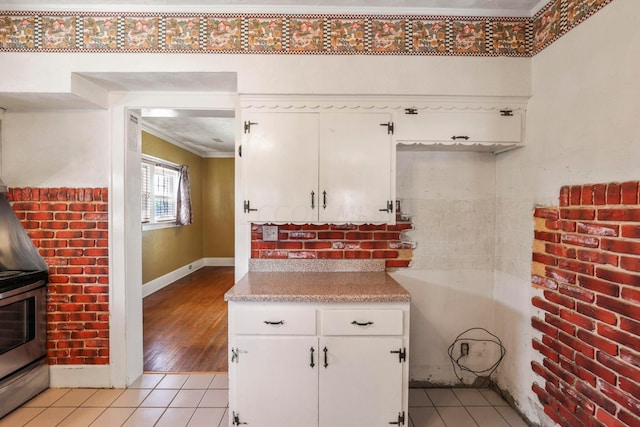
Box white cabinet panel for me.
[319,113,393,223]
[243,112,319,223]
[319,337,404,426]
[232,306,316,335]
[320,309,403,336]
[230,336,319,427]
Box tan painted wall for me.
[203,158,235,258]
[141,131,204,283]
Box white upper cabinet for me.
[393,100,527,154]
[319,112,393,224]
[242,106,395,224]
[395,110,522,143]
[242,112,319,223]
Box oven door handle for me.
[0,279,46,300]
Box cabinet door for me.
[230,336,319,427]
[394,110,522,143]
[319,337,404,427]
[319,113,393,223]
[243,112,319,222]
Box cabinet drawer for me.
[232,307,316,335]
[320,310,403,336]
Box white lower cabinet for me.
[230,336,319,426]
[319,337,404,426]
[228,302,409,427]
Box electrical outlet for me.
[262,225,279,241]
[460,342,469,357]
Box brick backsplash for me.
[251,215,415,269]
[531,181,640,426]
[7,187,109,366]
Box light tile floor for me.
[409,388,529,427]
[0,373,529,427]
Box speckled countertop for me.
[224,271,411,303]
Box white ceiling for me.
[142,110,236,157]
[0,1,548,156]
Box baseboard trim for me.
[142,259,205,298]
[49,365,111,388]
[142,258,234,297]
[204,257,235,267]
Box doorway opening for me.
[138,108,236,374]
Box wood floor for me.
[143,266,234,373]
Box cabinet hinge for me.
[243,200,258,213]
[232,411,247,425]
[389,411,406,425]
[390,347,406,363]
[379,200,394,213]
[244,121,258,133]
[380,121,394,135]
[404,108,418,115]
[500,109,514,117]
[231,347,247,363]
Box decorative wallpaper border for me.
[530,0,612,55]
[0,0,613,56]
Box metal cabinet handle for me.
[451,135,470,141]
[351,320,374,326]
[310,347,315,368]
[323,346,328,368]
[311,191,315,209]
[263,320,284,325]
[322,191,327,209]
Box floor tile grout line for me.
[431,406,472,427]
[59,406,108,427]
[461,406,483,427]
[493,405,517,427]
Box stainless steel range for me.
[0,194,49,419]
[0,270,48,418]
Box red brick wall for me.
[7,187,109,366]
[251,216,414,269]
[531,181,640,427]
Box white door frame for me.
[109,91,238,387]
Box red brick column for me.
[7,188,109,366]
[531,182,640,426]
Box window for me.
[141,155,180,227]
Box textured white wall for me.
[393,151,498,384]
[494,0,640,424]
[0,53,531,98]
[2,111,110,187]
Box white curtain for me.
[176,165,193,226]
